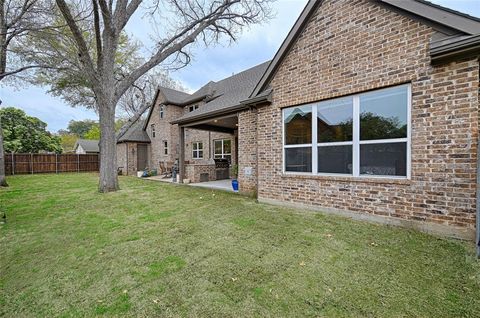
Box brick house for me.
[116,62,269,182]
[118,0,480,242]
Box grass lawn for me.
[1,173,479,317]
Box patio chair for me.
[159,161,172,178]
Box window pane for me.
[317,97,353,142]
[214,140,222,154]
[192,143,197,150]
[198,151,203,158]
[284,105,312,145]
[360,142,407,176]
[360,86,408,140]
[223,140,231,154]
[318,145,352,174]
[198,142,203,150]
[285,147,312,172]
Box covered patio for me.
[177,113,238,185]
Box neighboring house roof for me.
[117,120,151,143]
[250,0,480,98]
[171,61,270,124]
[74,139,100,153]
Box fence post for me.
[31,153,33,174]
[11,153,14,175]
[56,153,58,174]
[77,153,80,173]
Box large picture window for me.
[283,84,410,178]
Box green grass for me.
[1,173,479,317]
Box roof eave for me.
[240,90,273,106]
[431,34,480,64]
[171,104,247,126]
[250,0,480,99]
[250,0,322,98]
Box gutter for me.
[171,104,248,125]
[171,92,274,126]
[430,34,480,64]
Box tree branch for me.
[55,0,98,84]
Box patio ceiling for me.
[182,114,238,134]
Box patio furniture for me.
[159,161,172,178]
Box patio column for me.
[179,126,185,183]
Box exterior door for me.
[137,144,148,171]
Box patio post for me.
[179,126,185,183]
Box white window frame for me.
[189,104,199,112]
[159,105,165,119]
[213,139,232,159]
[163,140,168,155]
[192,141,203,159]
[282,84,411,179]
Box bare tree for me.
[46,0,273,192]
[116,70,186,138]
[0,0,56,80]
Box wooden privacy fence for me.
[4,153,99,175]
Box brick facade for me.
[238,109,258,194]
[116,142,151,176]
[136,92,237,175]
[250,0,479,236]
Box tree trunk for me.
[0,114,8,187]
[97,93,119,192]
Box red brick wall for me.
[255,0,479,235]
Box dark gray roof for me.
[75,139,99,152]
[159,86,191,104]
[250,0,480,98]
[171,61,270,124]
[117,120,150,143]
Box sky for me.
[0,0,479,133]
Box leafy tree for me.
[67,119,98,138]
[23,0,273,192]
[84,125,100,140]
[58,133,77,152]
[0,107,62,153]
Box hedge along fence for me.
[4,153,99,175]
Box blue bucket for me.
[231,179,239,192]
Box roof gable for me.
[251,0,480,97]
[74,139,100,152]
